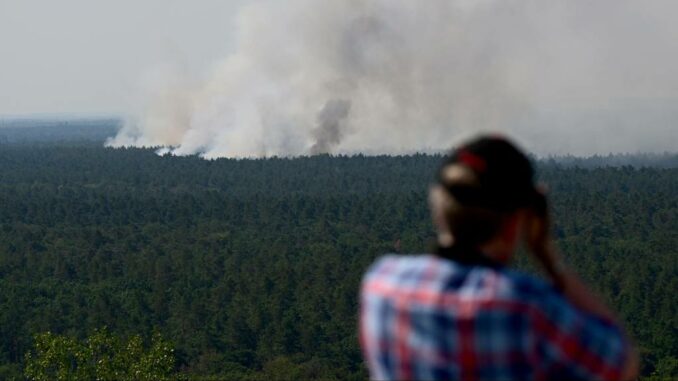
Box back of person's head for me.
[430,135,541,247]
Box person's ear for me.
[428,185,454,246]
[428,185,448,228]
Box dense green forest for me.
[0,141,676,379]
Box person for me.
[359,135,639,381]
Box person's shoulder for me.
[362,253,447,282]
[364,253,432,273]
[500,269,612,328]
[496,268,561,303]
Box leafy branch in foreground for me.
[24,328,175,381]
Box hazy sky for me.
[0,0,247,116]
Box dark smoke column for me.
[310,99,352,155]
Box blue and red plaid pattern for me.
[360,254,630,381]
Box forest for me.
[0,137,676,379]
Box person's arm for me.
[536,244,640,380]
[534,242,617,321]
[524,194,639,380]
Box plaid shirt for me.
[360,252,630,381]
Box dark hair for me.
[434,135,541,247]
[437,136,539,211]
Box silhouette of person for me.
[359,135,638,380]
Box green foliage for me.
[645,356,678,381]
[0,144,675,379]
[24,329,175,381]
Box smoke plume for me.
[310,99,352,155]
[107,0,678,157]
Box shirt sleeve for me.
[533,289,630,381]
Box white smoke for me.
[106,0,678,157]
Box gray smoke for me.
[310,99,352,155]
[106,0,678,157]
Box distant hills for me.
[0,117,121,144]
[538,152,678,169]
